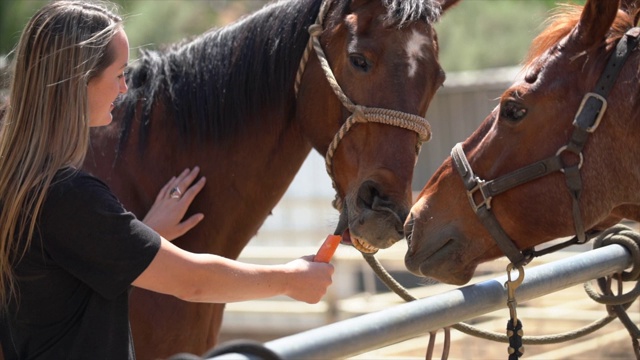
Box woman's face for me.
[87,29,129,127]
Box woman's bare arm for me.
[132,239,334,304]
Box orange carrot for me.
[314,234,342,263]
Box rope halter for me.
[294,0,432,211]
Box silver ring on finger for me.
[169,187,182,199]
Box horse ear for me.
[438,0,462,13]
[620,0,640,25]
[621,0,640,11]
[573,0,620,48]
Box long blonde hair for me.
[0,0,122,306]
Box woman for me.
[0,1,334,359]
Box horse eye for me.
[349,54,371,72]
[500,101,528,122]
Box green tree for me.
[0,0,591,73]
[435,0,585,72]
[0,1,267,56]
[0,0,49,55]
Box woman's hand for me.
[142,167,206,241]
[282,255,334,304]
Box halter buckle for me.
[573,92,607,133]
[467,179,492,212]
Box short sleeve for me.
[40,173,161,300]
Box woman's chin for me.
[89,114,113,127]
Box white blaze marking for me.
[405,29,431,78]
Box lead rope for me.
[293,0,432,211]
[584,224,640,359]
[364,223,640,359]
[505,264,524,359]
[362,253,450,360]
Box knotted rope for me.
[294,0,432,211]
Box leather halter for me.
[451,27,640,266]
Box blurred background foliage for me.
[1,0,586,72]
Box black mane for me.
[114,0,442,148]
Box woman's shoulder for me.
[52,167,107,187]
[48,167,115,205]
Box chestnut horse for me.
[404,0,640,286]
[83,0,459,358]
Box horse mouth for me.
[352,234,379,254]
[405,233,455,277]
[420,238,453,264]
[334,202,380,254]
[341,228,379,254]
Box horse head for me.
[404,0,640,285]
[296,0,460,254]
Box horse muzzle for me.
[336,180,408,253]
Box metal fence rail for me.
[210,244,633,359]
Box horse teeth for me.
[353,236,379,254]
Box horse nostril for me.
[357,180,380,209]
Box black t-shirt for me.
[0,169,161,360]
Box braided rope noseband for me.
[294,0,432,210]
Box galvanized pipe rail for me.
[210,244,633,360]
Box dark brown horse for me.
[83,0,459,358]
[404,0,640,286]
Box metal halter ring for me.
[169,187,182,199]
[556,145,584,173]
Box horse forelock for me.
[115,0,323,149]
[380,0,442,27]
[523,4,638,71]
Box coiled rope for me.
[364,223,640,359]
